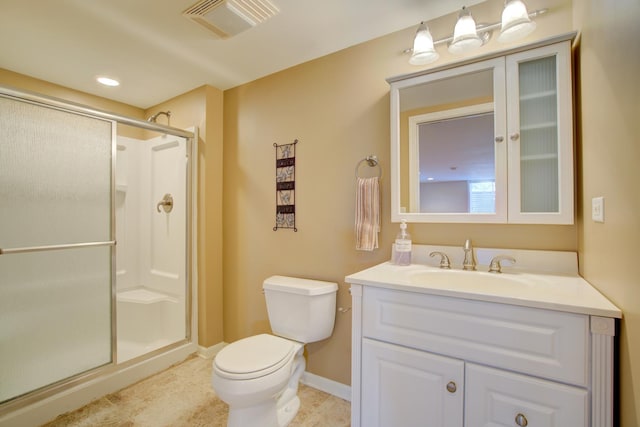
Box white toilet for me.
[211,275,338,427]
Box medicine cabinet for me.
[389,34,575,224]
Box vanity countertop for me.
[346,260,621,318]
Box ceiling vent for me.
[183,0,279,39]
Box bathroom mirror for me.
[390,36,576,224]
[390,57,508,223]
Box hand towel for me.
[355,176,380,251]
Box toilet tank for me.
[263,275,338,343]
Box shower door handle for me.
[156,194,174,213]
[0,240,116,255]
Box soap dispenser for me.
[393,220,412,266]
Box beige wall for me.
[0,70,224,347]
[222,0,576,386]
[574,1,640,424]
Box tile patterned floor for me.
[42,355,351,427]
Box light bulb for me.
[448,7,482,54]
[410,22,439,65]
[498,0,536,43]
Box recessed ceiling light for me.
[96,76,120,87]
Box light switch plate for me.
[592,196,605,223]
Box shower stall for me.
[0,86,197,424]
[115,133,188,363]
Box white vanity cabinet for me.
[465,363,587,426]
[362,338,464,427]
[347,259,621,427]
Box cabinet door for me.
[506,41,574,224]
[465,363,588,427]
[362,338,464,427]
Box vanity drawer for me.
[465,363,588,427]
[362,286,589,386]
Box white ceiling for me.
[0,0,485,109]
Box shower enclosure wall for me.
[116,134,187,362]
[0,87,197,425]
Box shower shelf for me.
[115,184,128,192]
[117,288,177,304]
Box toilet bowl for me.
[213,334,305,427]
[211,276,337,427]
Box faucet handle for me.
[429,251,451,269]
[488,255,516,273]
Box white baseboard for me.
[301,371,351,402]
[197,342,227,359]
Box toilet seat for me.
[214,334,296,381]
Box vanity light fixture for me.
[497,0,537,43]
[409,22,439,65]
[448,6,483,54]
[406,1,546,65]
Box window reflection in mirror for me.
[398,68,496,214]
[411,107,495,213]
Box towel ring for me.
[355,155,382,179]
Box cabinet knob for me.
[446,381,457,393]
[495,136,504,143]
[515,413,528,426]
[510,132,520,141]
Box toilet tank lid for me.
[263,275,338,296]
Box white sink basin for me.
[345,261,622,318]
[407,268,534,290]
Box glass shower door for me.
[0,96,114,403]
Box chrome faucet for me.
[462,239,476,271]
[488,255,516,273]
[430,251,451,269]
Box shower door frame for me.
[0,85,197,414]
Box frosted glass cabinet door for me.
[506,41,574,224]
[361,338,464,427]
